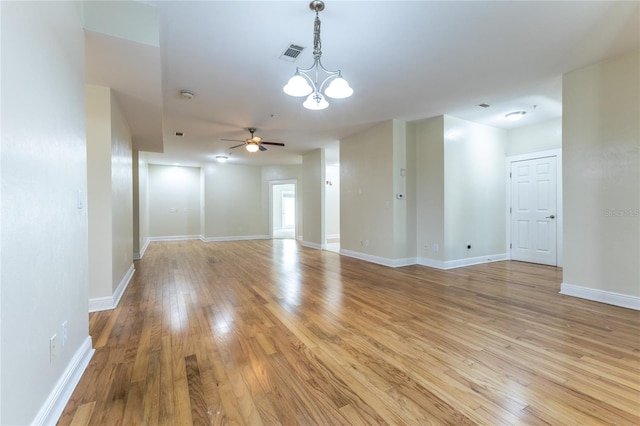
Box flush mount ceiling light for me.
[505,111,526,121]
[283,0,353,110]
[180,89,194,100]
[215,155,228,163]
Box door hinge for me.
[510,207,512,214]
[510,243,512,249]
[509,172,512,178]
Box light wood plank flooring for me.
[59,239,640,425]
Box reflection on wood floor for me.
[59,239,640,425]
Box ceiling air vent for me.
[280,44,305,62]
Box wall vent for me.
[280,44,305,62]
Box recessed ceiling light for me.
[216,156,228,163]
[505,111,526,121]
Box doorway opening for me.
[271,182,296,239]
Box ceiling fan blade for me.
[259,145,267,152]
[261,142,285,147]
[229,143,245,149]
[221,138,245,142]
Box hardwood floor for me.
[59,239,640,425]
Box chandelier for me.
[283,1,353,110]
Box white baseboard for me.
[202,235,270,242]
[417,253,507,270]
[32,336,94,426]
[134,238,151,260]
[88,264,135,312]
[113,264,135,308]
[417,257,447,269]
[560,283,640,310]
[149,234,203,242]
[88,296,113,312]
[339,249,416,268]
[302,240,323,250]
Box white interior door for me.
[510,156,557,265]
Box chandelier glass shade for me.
[283,1,352,110]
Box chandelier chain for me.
[313,14,322,57]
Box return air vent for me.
[280,44,305,62]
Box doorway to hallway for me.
[271,182,296,239]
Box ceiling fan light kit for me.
[283,0,353,110]
[222,128,285,153]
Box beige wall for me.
[562,50,639,304]
[443,116,507,261]
[341,121,395,258]
[144,163,303,241]
[148,164,202,238]
[203,163,264,239]
[416,116,446,261]
[507,118,562,156]
[110,92,134,293]
[340,120,415,263]
[86,85,134,302]
[137,157,150,255]
[302,149,325,247]
[87,85,113,300]
[415,116,507,267]
[325,164,340,239]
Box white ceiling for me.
[87,1,639,167]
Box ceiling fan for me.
[222,128,285,153]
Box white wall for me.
[302,149,325,247]
[562,50,639,306]
[148,164,202,238]
[1,2,90,424]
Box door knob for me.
[546,214,555,219]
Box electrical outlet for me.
[433,243,439,252]
[50,334,57,362]
[62,321,68,348]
